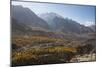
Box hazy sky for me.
[12,1,96,26]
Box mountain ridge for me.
[39,12,94,34]
[12,5,95,36]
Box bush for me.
[12,46,77,66]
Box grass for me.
[12,36,77,66]
[12,36,66,47]
[12,46,77,66]
[12,34,96,66]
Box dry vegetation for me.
[12,36,67,47]
[12,47,77,66]
[12,35,96,66]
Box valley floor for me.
[12,35,96,66]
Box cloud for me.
[80,21,95,26]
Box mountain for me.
[89,25,96,32]
[11,5,95,36]
[39,13,94,34]
[12,18,33,35]
[11,5,49,30]
[38,13,64,31]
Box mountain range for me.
[11,5,95,36]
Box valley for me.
[11,5,96,66]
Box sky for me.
[12,1,96,26]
